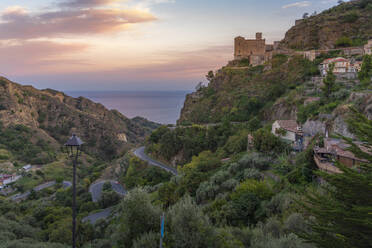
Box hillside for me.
[178,55,318,124]
[280,0,372,50]
[0,77,159,162]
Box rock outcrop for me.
[280,0,372,50]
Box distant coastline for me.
[66,91,191,124]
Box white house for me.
[22,164,32,172]
[271,120,303,143]
[319,57,359,79]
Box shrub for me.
[223,130,248,155]
[166,196,218,248]
[243,168,263,180]
[112,188,161,247]
[284,213,308,234]
[132,232,159,248]
[342,11,359,23]
[221,179,238,191]
[253,129,287,154]
[335,36,353,47]
[233,179,273,201]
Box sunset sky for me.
[0,0,343,91]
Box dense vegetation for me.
[0,122,56,164]
[178,55,318,124]
[0,77,159,162]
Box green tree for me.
[335,36,352,47]
[322,63,336,99]
[166,195,218,248]
[132,232,159,248]
[206,71,214,82]
[252,129,286,154]
[112,188,161,247]
[358,55,372,82]
[297,109,372,248]
[180,151,221,196]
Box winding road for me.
[133,146,178,176]
[84,148,177,224]
[82,207,113,224]
[10,180,71,201]
[84,180,126,224]
[89,180,126,202]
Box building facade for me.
[313,138,369,174]
[272,120,304,150]
[365,40,372,55]
[319,57,360,79]
[234,33,275,66]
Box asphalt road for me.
[10,180,72,201]
[82,207,113,225]
[133,146,178,176]
[89,180,126,202]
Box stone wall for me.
[234,34,266,60]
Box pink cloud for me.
[59,0,118,8]
[0,41,89,74]
[0,7,156,39]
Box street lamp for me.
[64,134,83,248]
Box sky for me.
[0,0,343,91]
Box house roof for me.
[276,120,301,133]
[324,138,369,162]
[0,174,13,179]
[322,57,349,64]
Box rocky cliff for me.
[280,0,372,50]
[0,77,159,160]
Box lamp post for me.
[64,134,83,248]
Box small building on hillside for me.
[364,40,372,55]
[313,138,369,174]
[22,164,32,172]
[0,174,21,189]
[319,57,359,79]
[272,120,304,150]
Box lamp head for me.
[64,134,84,157]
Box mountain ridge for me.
[0,76,159,161]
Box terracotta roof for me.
[276,120,301,133]
[324,138,369,163]
[322,57,348,64]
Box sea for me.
[66,91,191,124]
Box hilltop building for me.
[234,33,276,66]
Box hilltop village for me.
[234,32,372,67]
[233,32,372,174]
